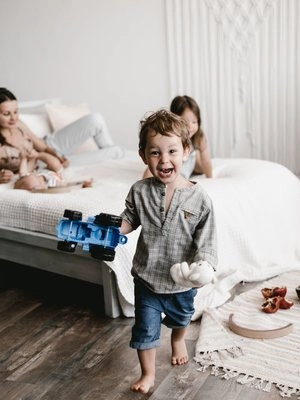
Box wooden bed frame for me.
[0,225,121,318]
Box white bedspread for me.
[1,154,300,318]
[192,158,300,319]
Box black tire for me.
[57,240,77,252]
[63,209,82,221]
[94,213,122,227]
[90,245,116,261]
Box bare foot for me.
[82,178,93,188]
[130,375,154,394]
[171,338,189,365]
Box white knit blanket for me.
[194,271,300,398]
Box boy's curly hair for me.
[139,109,191,151]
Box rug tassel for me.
[221,368,239,380]
[194,351,217,370]
[263,381,272,392]
[197,365,207,372]
[276,384,299,398]
[199,364,300,397]
[249,379,267,391]
[210,366,224,377]
[195,351,218,373]
[226,346,243,358]
[236,374,256,385]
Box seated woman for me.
[0,87,123,184]
[143,95,212,179]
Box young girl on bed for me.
[143,95,212,179]
[120,109,217,394]
[0,87,123,184]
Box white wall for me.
[0,0,169,151]
[2,0,299,175]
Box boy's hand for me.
[170,260,215,288]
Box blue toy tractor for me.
[56,209,127,261]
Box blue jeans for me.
[130,279,197,350]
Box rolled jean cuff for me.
[129,338,160,350]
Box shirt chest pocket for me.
[181,208,202,227]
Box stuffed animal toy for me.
[170,260,215,288]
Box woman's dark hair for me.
[0,88,17,145]
[170,95,204,146]
[0,88,17,104]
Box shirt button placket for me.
[160,189,166,232]
[160,189,165,213]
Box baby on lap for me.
[13,147,92,191]
[14,169,65,191]
[14,148,65,191]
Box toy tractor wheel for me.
[57,240,77,252]
[90,245,116,261]
[63,209,82,221]
[94,213,122,227]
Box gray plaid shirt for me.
[121,177,218,293]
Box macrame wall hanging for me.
[165,0,299,174]
[204,0,277,102]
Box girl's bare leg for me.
[131,348,156,394]
[171,327,188,365]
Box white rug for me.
[194,271,300,398]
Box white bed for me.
[1,99,299,318]
[1,152,300,319]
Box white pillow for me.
[18,98,61,138]
[45,103,99,154]
[45,103,91,131]
[19,113,52,139]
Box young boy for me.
[120,109,218,394]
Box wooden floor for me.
[0,260,296,400]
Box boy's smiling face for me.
[139,130,189,184]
